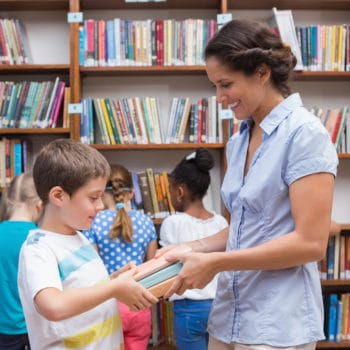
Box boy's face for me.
[60,176,107,232]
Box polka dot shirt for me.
[83,209,157,274]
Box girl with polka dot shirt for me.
[83,164,158,350]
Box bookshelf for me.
[1,0,350,349]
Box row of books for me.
[80,96,224,145]
[296,24,350,72]
[149,300,175,346]
[311,106,350,154]
[324,293,350,342]
[320,234,350,280]
[0,138,32,188]
[0,18,30,65]
[270,8,350,72]
[0,79,69,129]
[80,18,217,67]
[132,168,174,219]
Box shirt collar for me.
[239,93,303,135]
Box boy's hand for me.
[112,268,158,311]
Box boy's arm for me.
[34,268,158,321]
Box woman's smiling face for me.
[205,56,266,122]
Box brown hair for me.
[205,18,297,97]
[33,139,110,205]
[109,164,134,242]
[0,172,41,221]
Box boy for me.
[18,139,158,349]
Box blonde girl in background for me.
[0,173,42,350]
[84,164,158,350]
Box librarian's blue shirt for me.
[208,93,338,346]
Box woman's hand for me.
[163,251,219,298]
[110,261,136,279]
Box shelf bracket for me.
[217,13,233,30]
[67,12,83,24]
[68,103,83,115]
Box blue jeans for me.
[0,333,30,350]
[173,299,213,350]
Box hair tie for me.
[186,151,196,160]
[116,203,125,210]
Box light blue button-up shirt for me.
[208,93,338,346]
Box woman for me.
[157,18,338,350]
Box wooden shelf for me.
[80,65,207,77]
[79,66,350,80]
[91,143,225,151]
[0,128,71,135]
[0,64,70,75]
[226,0,350,10]
[292,71,350,82]
[321,279,350,293]
[0,1,69,11]
[317,341,350,349]
[339,154,350,160]
[78,0,350,10]
[80,0,221,10]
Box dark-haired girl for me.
[159,148,228,350]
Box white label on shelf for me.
[219,109,234,120]
[67,12,83,24]
[217,13,233,29]
[68,103,83,114]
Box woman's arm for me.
[164,172,334,297]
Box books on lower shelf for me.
[0,78,67,129]
[0,138,32,188]
[136,169,174,219]
[80,96,224,145]
[320,231,350,281]
[324,293,350,342]
[311,106,350,154]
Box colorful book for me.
[135,245,191,297]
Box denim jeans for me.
[0,333,30,350]
[173,299,213,350]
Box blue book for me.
[327,294,338,341]
[138,261,183,289]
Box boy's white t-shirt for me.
[18,229,123,350]
[159,212,228,301]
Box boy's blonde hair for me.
[0,172,41,221]
[33,139,110,205]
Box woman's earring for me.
[177,197,182,203]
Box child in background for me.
[0,173,42,350]
[18,139,157,350]
[159,148,228,350]
[83,164,158,350]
